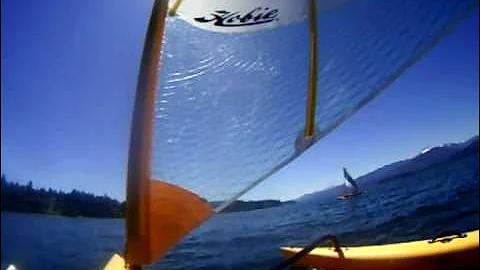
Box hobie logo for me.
[194,7,279,27]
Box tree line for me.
[1,174,294,218]
[1,174,125,218]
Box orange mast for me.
[125,0,167,267]
[125,1,213,268]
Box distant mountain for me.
[298,185,344,202]
[210,200,295,213]
[298,135,479,202]
[358,135,478,184]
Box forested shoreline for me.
[1,174,125,218]
[1,174,292,218]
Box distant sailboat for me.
[337,167,361,200]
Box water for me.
[1,152,478,270]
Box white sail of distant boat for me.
[343,167,360,193]
[101,0,479,268]
[338,167,361,200]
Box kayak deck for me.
[103,254,125,270]
[281,230,479,270]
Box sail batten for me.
[304,0,319,139]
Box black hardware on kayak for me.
[428,231,467,243]
[268,234,344,270]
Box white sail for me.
[153,0,477,207]
[124,0,479,265]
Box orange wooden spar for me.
[125,0,214,267]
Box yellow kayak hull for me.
[281,230,479,270]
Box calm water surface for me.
[2,152,478,270]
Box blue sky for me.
[1,1,478,201]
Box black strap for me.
[428,231,467,243]
[269,234,344,270]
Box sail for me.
[343,168,359,191]
[125,0,479,266]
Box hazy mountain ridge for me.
[2,135,477,215]
[298,135,479,201]
[210,200,295,213]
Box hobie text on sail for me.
[194,7,279,27]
